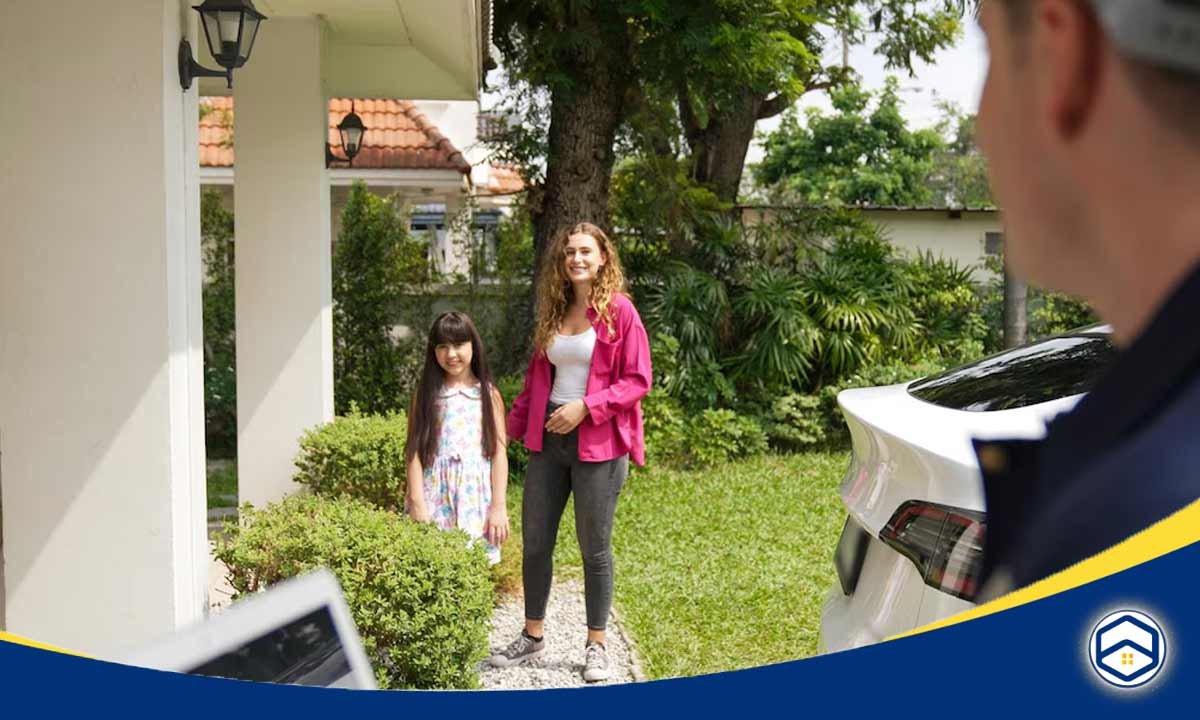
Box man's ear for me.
[1034,0,1105,140]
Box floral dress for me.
[418,383,500,564]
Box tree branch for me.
[757,77,839,121]
[756,93,792,120]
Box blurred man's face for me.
[976,0,1085,291]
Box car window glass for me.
[907,333,1116,411]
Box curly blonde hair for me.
[533,222,628,352]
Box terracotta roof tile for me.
[199,97,470,174]
[479,163,526,195]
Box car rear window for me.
[907,332,1116,411]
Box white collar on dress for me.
[438,383,483,399]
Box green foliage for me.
[611,155,731,283]
[1030,289,1098,339]
[215,494,493,689]
[756,77,945,207]
[200,189,237,458]
[925,101,994,207]
[293,409,409,512]
[978,255,1098,351]
[641,388,689,467]
[683,409,769,468]
[638,207,979,418]
[496,374,531,478]
[459,208,536,378]
[899,250,987,365]
[333,181,433,415]
[762,355,947,449]
[641,262,731,371]
[731,268,819,386]
[761,393,828,450]
[798,231,922,382]
[206,462,238,509]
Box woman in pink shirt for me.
[488,222,652,682]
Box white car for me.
[818,325,1115,653]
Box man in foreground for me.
[973,0,1200,597]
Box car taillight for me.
[880,500,986,601]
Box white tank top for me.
[547,327,597,404]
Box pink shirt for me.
[506,293,652,465]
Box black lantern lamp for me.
[179,0,267,90]
[326,102,367,168]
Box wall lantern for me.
[326,103,367,168]
[179,0,267,90]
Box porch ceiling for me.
[199,0,489,101]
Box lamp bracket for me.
[179,39,234,91]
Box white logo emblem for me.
[1088,610,1167,688]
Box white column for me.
[0,1,207,654]
[234,18,334,509]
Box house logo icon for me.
[1087,610,1167,688]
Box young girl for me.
[405,311,509,564]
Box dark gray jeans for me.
[523,405,629,631]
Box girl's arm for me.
[406,454,431,523]
[405,394,432,523]
[486,385,510,546]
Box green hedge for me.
[294,409,408,511]
[215,494,493,689]
[761,357,947,451]
[642,390,767,469]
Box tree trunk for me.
[534,81,627,265]
[684,88,763,203]
[680,85,798,204]
[530,18,632,284]
[1003,257,1028,348]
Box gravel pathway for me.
[480,579,643,689]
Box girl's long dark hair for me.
[406,312,499,468]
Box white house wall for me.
[863,210,1002,281]
[0,0,207,654]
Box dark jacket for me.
[976,263,1200,595]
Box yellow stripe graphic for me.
[0,631,90,657]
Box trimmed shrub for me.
[763,357,948,451]
[641,388,688,467]
[762,393,828,451]
[215,494,493,689]
[683,409,768,468]
[294,409,408,511]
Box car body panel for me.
[820,326,1114,653]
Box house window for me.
[410,205,448,270]
[472,210,501,276]
[984,231,1004,257]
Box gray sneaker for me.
[488,631,545,668]
[582,641,610,683]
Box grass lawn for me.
[492,450,850,679]
[207,461,238,509]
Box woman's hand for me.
[485,503,510,546]
[545,399,589,434]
